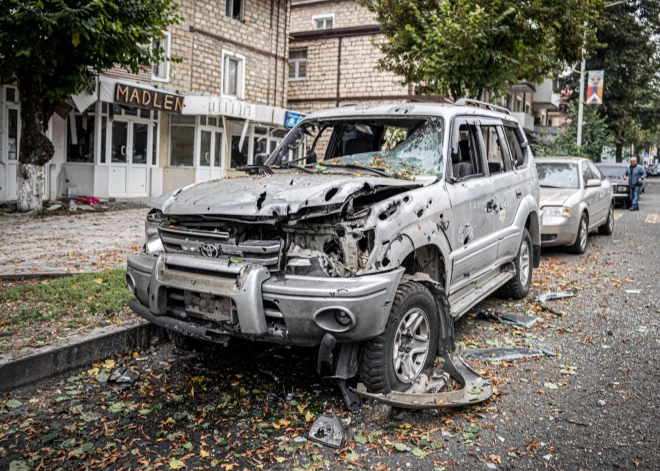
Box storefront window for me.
[67,111,95,163]
[170,114,195,167]
[152,122,158,165]
[230,121,248,169]
[100,116,107,164]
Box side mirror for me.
[254,153,268,166]
[586,178,602,188]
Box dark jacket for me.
[625,164,647,187]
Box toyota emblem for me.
[200,244,220,258]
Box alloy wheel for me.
[393,308,430,383]
[580,219,588,251]
[519,240,531,286]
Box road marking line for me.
[614,212,624,221]
[645,214,658,224]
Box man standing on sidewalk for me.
[624,157,647,211]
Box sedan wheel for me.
[567,213,589,254]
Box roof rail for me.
[454,98,511,115]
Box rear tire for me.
[566,213,588,254]
[497,229,532,299]
[357,282,442,393]
[598,205,614,236]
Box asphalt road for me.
[1,182,659,471]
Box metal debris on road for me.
[352,348,493,410]
[108,367,139,385]
[306,414,346,449]
[624,289,641,294]
[534,291,576,302]
[463,346,557,361]
[478,311,540,328]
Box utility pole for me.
[576,0,629,148]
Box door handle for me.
[121,145,126,156]
[486,199,497,213]
[516,189,522,199]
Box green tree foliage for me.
[532,105,614,161]
[561,0,660,161]
[358,0,606,99]
[0,0,181,212]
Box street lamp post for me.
[576,0,630,148]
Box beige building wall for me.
[289,0,415,112]
[290,0,377,31]
[105,0,290,109]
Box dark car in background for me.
[596,163,642,208]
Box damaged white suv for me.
[126,100,541,407]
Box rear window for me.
[536,163,579,189]
[598,166,626,178]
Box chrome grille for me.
[158,226,282,270]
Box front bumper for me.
[127,253,403,347]
[540,215,579,247]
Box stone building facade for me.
[287,0,439,115]
[1,0,300,203]
[288,0,561,139]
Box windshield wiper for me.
[320,163,391,177]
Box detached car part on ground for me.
[126,102,542,410]
[537,157,615,255]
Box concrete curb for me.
[0,272,88,281]
[0,320,167,393]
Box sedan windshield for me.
[536,163,579,189]
[597,165,626,179]
[266,117,444,179]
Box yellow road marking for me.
[614,212,624,221]
[645,214,658,224]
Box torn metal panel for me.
[534,291,576,302]
[463,346,557,361]
[478,311,540,329]
[150,174,426,217]
[352,351,493,410]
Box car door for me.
[445,117,500,295]
[581,162,602,229]
[476,119,521,264]
[587,160,611,223]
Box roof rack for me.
[454,98,511,115]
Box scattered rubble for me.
[478,310,540,328]
[534,291,576,302]
[463,346,557,361]
[306,414,346,448]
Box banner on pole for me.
[587,70,604,105]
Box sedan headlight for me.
[543,206,571,218]
[617,185,629,193]
[145,210,165,255]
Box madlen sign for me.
[115,84,185,113]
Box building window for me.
[225,0,243,21]
[313,14,334,30]
[152,32,171,82]
[222,51,245,99]
[289,49,307,80]
[169,114,195,167]
[67,111,95,163]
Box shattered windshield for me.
[267,116,444,179]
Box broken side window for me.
[450,123,483,180]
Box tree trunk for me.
[17,89,55,213]
[615,142,623,163]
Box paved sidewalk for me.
[0,208,147,275]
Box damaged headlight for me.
[145,209,165,255]
[285,228,374,277]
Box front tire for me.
[357,282,441,393]
[498,229,532,299]
[566,213,588,254]
[598,205,614,236]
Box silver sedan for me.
[537,157,614,254]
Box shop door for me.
[109,119,150,197]
[5,107,19,200]
[196,129,224,182]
